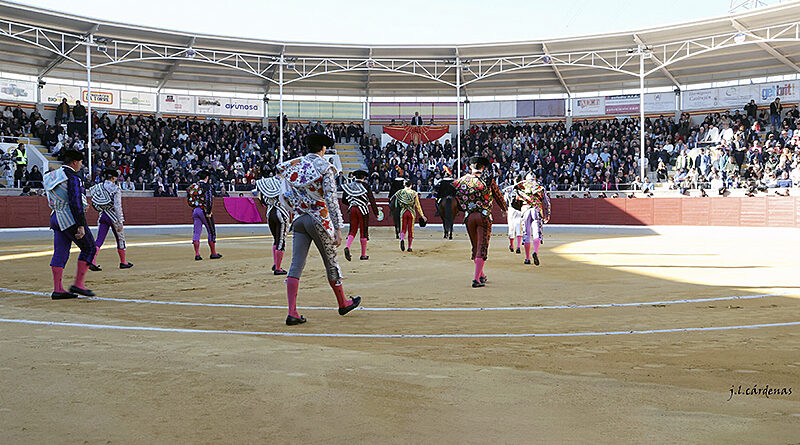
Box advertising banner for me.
[717,85,754,107]
[605,94,639,114]
[160,94,195,114]
[226,98,262,117]
[120,91,156,112]
[644,92,676,113]
[196,96,232,115]
[41,84,81,105]
[572,97,604,116]
[757,81,798,103]
[81,88,120,109]
[683,88,717,110]
[533,99,566,117]
[0,79,36,103]
[516,100,535,117]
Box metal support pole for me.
[639,52,645,185]
[86,36,93,182]
[456,58,461,177]
[279,57,284,164]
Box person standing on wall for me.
[55,98,70,126]
[769,97,782,130]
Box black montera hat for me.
[103,168,119,178]
[307,133,335,152]
[469,156,490,168]
[63,149,84,162]
[352,169,369,179]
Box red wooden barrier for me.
[1,196,798,228]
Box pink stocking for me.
[286,277,300,317]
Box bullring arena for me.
[2,0,800,443]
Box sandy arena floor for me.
[0,224,799,444]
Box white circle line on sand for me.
[0,287,784,312]
[0,317,798,338]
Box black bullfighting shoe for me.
[274,269,288,276]
[338,296,362,316]
[210,253,222,259]
[88,263,102,272]
[195,255,203,261]
[344,247,352,261]
[360,255,369,260]
[119,262,134,269]
[68,285,95,297]
[51,291,78,300]
[533,253,540,266]
[286,315,307,326]
[400,239,405,251]
[472,280,485,288]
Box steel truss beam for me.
[1,17,800,92]
[0,17,86,68]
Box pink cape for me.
[223,197,263,223]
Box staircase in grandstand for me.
[0,134,60,187]
[336,143,368,174]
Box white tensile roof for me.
[0,0,799,97]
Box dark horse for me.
[437,195,458,239]
[389,193,402,239]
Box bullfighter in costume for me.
[88,168,133,270]
[515,174,551,265]
[279,133,361,325]
[504,180,523,254]
[342,169,380,261]
[388,177,405,239]
[43,149,97,299]
[255,175,293,275]
[395,181,427,252]
[187,170,221,261]
[454,156,507,288]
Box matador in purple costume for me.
[187,170,221,260]
[43,149,97,299]
[88,168,133,270]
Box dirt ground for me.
[0,225,799,444]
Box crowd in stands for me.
[360,98,800,197]
[3,97,800,199]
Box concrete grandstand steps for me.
[335,143,368,174]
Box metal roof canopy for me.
[0,0,799,97]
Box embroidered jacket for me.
[515,179,551,220]
[279,153,344,238]
[187,181,213,212]
[255,176,292,222]
[395,187,425,219]
[44,166,87,231]
[453,171,507,220]
[90,180,124,224]
[342,179,379,216]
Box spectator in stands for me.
[26,165,43,189]
[744,99,758,122]
[72,100,86,123]
[411,112,423,126]
[770,97,782,130]
[56,98,70,125]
